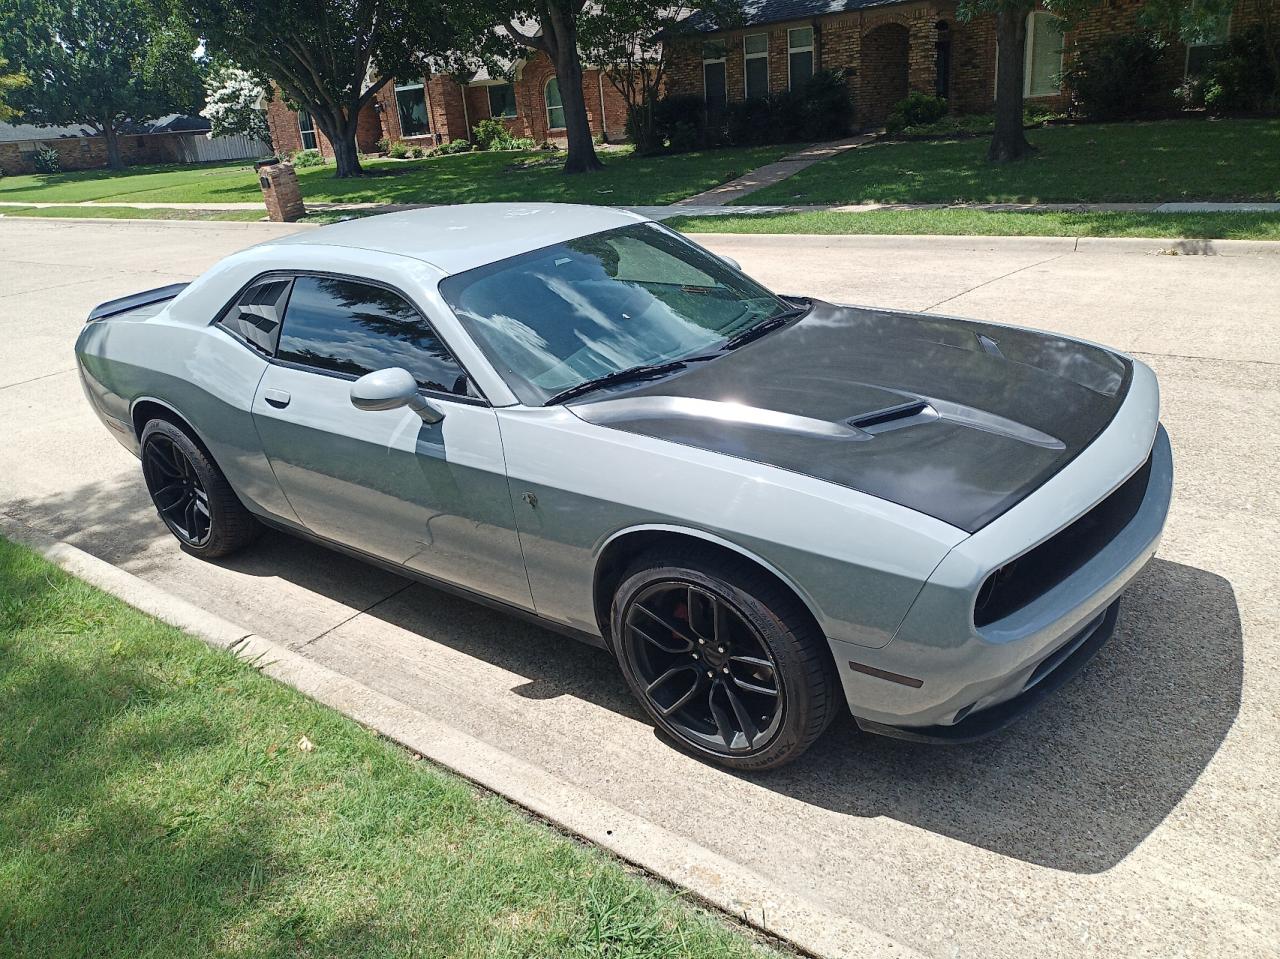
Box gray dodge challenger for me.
[76,204,1173,770]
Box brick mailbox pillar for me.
[256,157,306,222]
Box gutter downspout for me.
[460,82,471,142]
[598,70,608,143]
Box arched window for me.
[545,78,565,129]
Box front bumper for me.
[835,360,1172,738]
[854,599,1119,742]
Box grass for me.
[0,205,267,221]
[742,118,1280,205]
[668,208,1280,240]
[0,536,776,959]
[0,145,792,208]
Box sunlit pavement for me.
[3,218,1277,959]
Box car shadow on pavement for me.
[3,476,1242,876]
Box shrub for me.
[885,92,947,133]
[290,148,324,167]
[33,146,60,173]
[432,138,472,155]
[409,146,425,159]
[1063,33,1170,120]
[375,135,391,154]
[650,94,706,152]
[472,117,515,150]
[1199,28,1280,115]
[793,69,856,140]
[509,136,536,151]
[386,139,409,159]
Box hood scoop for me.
[848,401,937,434]
[576,393,1064,452]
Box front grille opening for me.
[974,452,1153,627]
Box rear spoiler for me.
[88,282,189,322]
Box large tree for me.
[175,0,478,177]
[0,58,27,122]
[0,0,202,169]
[490,2,604,173]
[579,1,737,155]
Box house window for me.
[297,107,317,151]
[545,78,565,129]
[1185,12,1231,76]
[394,79,430,137]
[703,41,727,116]
[744,33,769,99]
[1023,12,1064,98]
[488,82,517,118]
[788,27,814,89]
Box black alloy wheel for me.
[613,550,840,771]
[139,418,261,558]
[142,432,212,547]
[625,581,786,756]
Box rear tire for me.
[611,547,840,771]
[140,418,261,558]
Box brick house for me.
[265,49,630,158]
[665,0,1262,127]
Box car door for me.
[249,273,533,610]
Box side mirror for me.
[720,255,742,272]
[350,367,444,424]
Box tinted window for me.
[217,277,291,354]
[440,223,789,405]
[277,276,471,396]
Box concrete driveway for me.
[2,217,1277,958]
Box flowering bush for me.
[201,65,270,143]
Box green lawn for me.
[0,205,267,221]
[669,208,1280,240]
[0,536,774,959]
[742,118,1280,205]
[0,146,792,208]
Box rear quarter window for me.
[216,278,292,355]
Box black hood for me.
[569,301,1132,532]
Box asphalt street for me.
[2,217,1277,958]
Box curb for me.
[686,231,1280,256]
[0,517,923,959]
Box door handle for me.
[263,389,291,409]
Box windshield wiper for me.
[722,304,810,351]
[544,360,689,406]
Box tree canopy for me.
[173,0,482,176]
[0,0,202,169]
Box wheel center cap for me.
[701,643,730,668]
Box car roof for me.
[270,203,650,276]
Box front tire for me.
[611,548,840,771]
[140,418,261,558]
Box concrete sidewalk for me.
[2,219,1278,959]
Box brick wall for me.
[0,131,214,174]
[265,92,382,157]
[861,23,911,123]
[664,0,1263,128]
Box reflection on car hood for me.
[568,300,1132,532]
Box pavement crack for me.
[297,580,415,649]
[922,252,1068,312]
[1,368,76,391]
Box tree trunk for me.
[315,109,364,178]
[546,7,603,174]
[989,8,1034,164]
[102,124,124,170]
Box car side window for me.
[216,277,292,355]
[276,275,473,397]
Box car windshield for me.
[439,222,790,405]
